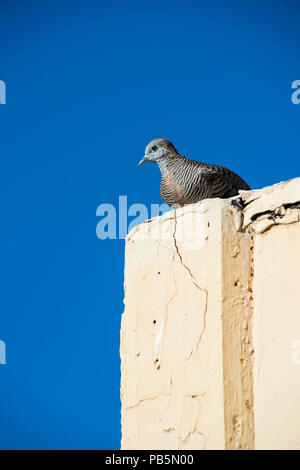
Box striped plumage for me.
[138,138,251,207]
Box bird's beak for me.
[138,155,149,167]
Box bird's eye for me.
[152,145,158,152]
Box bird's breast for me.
[160,170,186,206]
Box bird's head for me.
[138,138,177,167]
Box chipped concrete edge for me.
[239,177,300,234]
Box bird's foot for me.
[229,195,245,211]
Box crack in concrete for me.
[172,209,208,355]
[156,256,178,369]
[126,208,206,243]
[127,394,171,411]
[246,205,300,233]
[232,190,300,233]
[179,396,206,449]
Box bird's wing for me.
[199,165,250,198]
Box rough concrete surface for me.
[121,178,300,450]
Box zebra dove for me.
[138,138,251,207]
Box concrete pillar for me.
[121,177,300,450]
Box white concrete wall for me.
[121,178,300,450]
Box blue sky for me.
[0,0,299,449]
